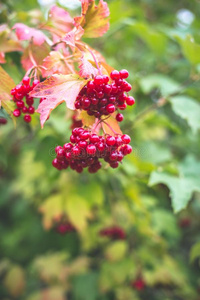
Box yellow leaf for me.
[78,110,96,127]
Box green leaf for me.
[176,35,200,65]
[139,74,180,96]
[149,155,200,212]
[73,272,99,300]
[190,242,200,263]
[169,95,200,134]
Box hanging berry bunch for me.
[0,0,136,174]
[11,77,39,123]
[75,70,135,121]
[99,226,126,240]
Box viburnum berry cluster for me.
[52,128,132,173]
[131,278,146,291]
[75,70,135,121]
[99,226,126,240]
[11,77,40,123]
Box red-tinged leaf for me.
[30,74,88,127]
[78,54,98,78]
[102,114,122,136]
[21,42,50,71]
[44,5,73,40]
[74,0,110,38]
[41,51,75,77]
[0,26,22,54]
[13,23,47,46]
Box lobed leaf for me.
[74,0,110,38]
[30,74,88,127]
[78,54,98,78]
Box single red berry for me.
[72,146,81,156]
[110,161,119,168]
[28,106,35,114]
[80,131,90,140]
[104,84,112,94]
[119,69,129,79]
[63,143,73,152]
[110,152,118,161]
[116,113,124,122]
[32,79,40,87]
[102,75,109,84]
[24,114,31,123]
[90,134,100,143]
[57,148,65,158]
[82,98,91,109]
[106,136,116,146]
[86,144,96,155]
[78,140,87,148]
[75,101,81,109]
[123,145,132,155]
[94,75,104,85]
[110,70,120,80]
[122,134,131,144]
[70,135,76,143]
[22,76,30,86]
[123,82,132,92]
[22,107,28,113]
[118,103,127,110]
[106,103,115,114]
[13,109,21,117]
[126,96,135,106]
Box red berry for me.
[16,101,24,108]
[122,134,131,144]
[106,104,115,114]
[90,134,100,143]
[110,70,120,80]
[106,136,116,146]
[119,69,129,79]
[32,79,40,87]
[24,114,31,123]
[116,113,124,122]
[126,96,135,106]
[118,103,127,110]
[86,144,96,155]
[123,82,132,92]
[22,107,28,113]
[72,146,81,156]
[94,75,104,85]
[13,109,21,117]
[22,76,30,86]
[28,106,35,114]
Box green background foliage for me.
[0,0,200,299]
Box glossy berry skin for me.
[126,96,135,106]
[11,77,41,124]
[74,69,134,119]
[116,113,124,122]
[24,114,31,123]
[52,129,132,173]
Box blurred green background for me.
[0,0,200,299]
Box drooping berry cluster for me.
[11,77,40,123]
[75,70,135,121]
[52,128,132,173]
[55,222,76,235]
[99,226,126,240]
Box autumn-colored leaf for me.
[44,5,73,40]
[78,54,98,78]
[0,66,15,105]
[74,0,110,38]
[13,23,47,45]
[78,110,96,127]
[0,52,5,63]
[102,114,122,136]
[21,42,50,71]
[62,26,85,49]
[41,51,74,77]
[30,74,88,127]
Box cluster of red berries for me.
[55,222,76,235]
[75,70,135,121]
[131,278,146,291]
[52,128,132,173]
[11,77,40,123]
[99,226,126,240]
